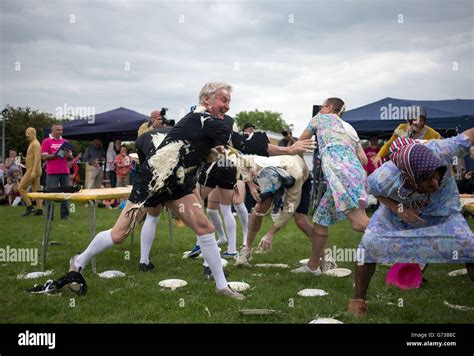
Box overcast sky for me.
[1,0,473,135]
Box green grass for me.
[0,205,473,324]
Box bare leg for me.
[354,263,376,299]
[246,198,272,249]
[302,223,328,271]
[346,202,370,232]
[295,213,326,271]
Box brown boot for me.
[348,298,368,318]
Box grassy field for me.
[0,204,473,324]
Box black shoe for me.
[139,262,155,272]
[203,266,213,280]
[203,266,229,280]
[22,206,35,217]
[34,209,43,216]
[60,216,69,220]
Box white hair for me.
[198,82,232,105]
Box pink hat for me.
[386,263,422,289]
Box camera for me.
[159,107,175,127]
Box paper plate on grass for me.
[255,263,289,268]
[240,309,275,315]
[97,270,126,279]
[309,318,343,324]
[159,279,187,291]
[299,258,310,265]
[298,289,328,297]
[447,268,468,277]
[202,258,229,268]
[444,300,474,311]
[323,268,352,277]
[17,270,54,280]
[228,281,250,291]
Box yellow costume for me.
[18,127,43,211]
[377,123,441,159]
[137,122,152,137]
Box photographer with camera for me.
[278,128,298,147]
[138,108,175,137]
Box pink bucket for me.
[386,263,422,289]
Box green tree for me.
[1,106,58,157]
[235,109,293,133]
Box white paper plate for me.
[447,268,468,277]
[298,289,328,297]
[97,270,126,279]
[228,281,250,291]
[255,263,289,268]
[309,318,343,324]
[299,258,310,265]
[323,268,352,277]
[444,300,474,311]
[202,258,229,268]
[159,279,187,291]
[17,270,54,280]
[240,309,275,315]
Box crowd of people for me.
[4,82,474,318]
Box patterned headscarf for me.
[389,137,446,190]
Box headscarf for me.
[389,137,447,208]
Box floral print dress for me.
[306,113,368,226]
[358,134,474,264]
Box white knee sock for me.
[198,233,227,289]
[234,202,249,246]
[207,208,227,244]
[75,229,114,269]
[220,204,237,254]
[140,214,160,264]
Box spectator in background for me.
[0,182,6,205]
[114,146,132,187]
[9,183,21,206]
[128,148,138,185]
[363,135,380,176]
[84,138,105,189]
[69,152,82,186]
[106,140,121,188]
[372,107,441,167]
[0,156,4,184]
[5,149,21,178]
[137,110,163,137]
[4,176,14,204]
[41,124,72,219]
[464,145,474,173]
[278,128,298,147]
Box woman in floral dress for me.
[348,129,474,317]
[297,97,369,274]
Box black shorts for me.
[296,175,312,215]
[128,161,196,208]
[198,163,237,190]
